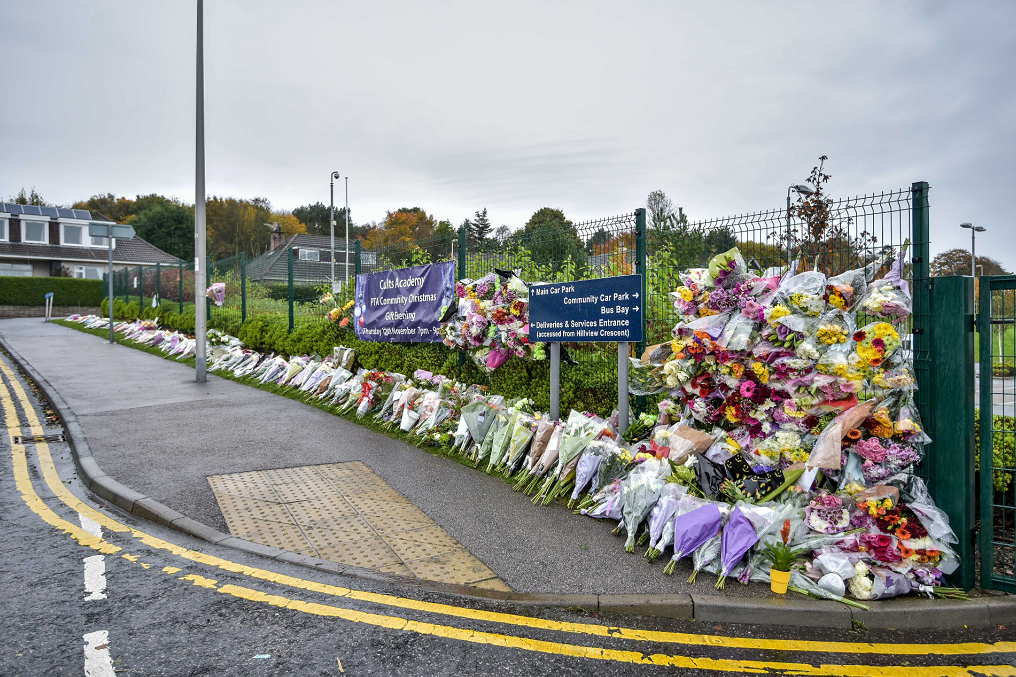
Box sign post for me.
[529,274,644,429]
[90,222,135,344]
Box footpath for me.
[2,317,1014,629]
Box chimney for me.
[269,222,286,252]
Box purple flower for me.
[776,323,792,341]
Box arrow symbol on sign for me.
[633,306,639,312]
[633,293,639,298]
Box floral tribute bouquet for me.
[861,253,912,323]
[440,271,543,371]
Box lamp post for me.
[960,222,986,278]
[961,222,986,323]
[330,171,340,289]
[344,176,350,284]
[786,184,814,267]
[194,0,207,383]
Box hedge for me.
[235,317,618,416]
[974,408,1016,493]
[0,275,104,306]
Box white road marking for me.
[83,555,107,601]
[79,514,107,600]
[83,630,115,677]
[79,514,103,538]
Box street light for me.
[344,176,350,285]
[960,222,986,278]
[786,184,814,266]
[194,0,207,383]
[330,171,340,289]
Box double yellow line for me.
[2,353,1014,675]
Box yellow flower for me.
[728,437,742,451]
[873,323,898,341]
[342,300,355,311]
[751,361,770,384]
[699,307,719,317]
[767,305,791,326]
[678,287,694,302]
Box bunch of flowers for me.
[853,322,901,370]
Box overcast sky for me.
[2,1,1014,264]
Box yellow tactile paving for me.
[208,462,510,590]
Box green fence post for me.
[288,248,295,333]
[241,251,247,324]
[634,208,647,413]
[929,276,976,590]
[205,256,212,327]
[458,226,467,370]
[355,240,362,276]
[178,261,184,314]
[156,262,161,308]
[138,266,143,311]
[911,181,933,493]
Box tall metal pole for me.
[194,0,207,383]
[344,176,350,285]
[329,172,336,287]
[108,233,114,343]
[970,229,976,282]
[786,186,793,267]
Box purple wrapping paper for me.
[671,504,722,561]
[719,506,760,577]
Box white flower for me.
[796,341,820,360]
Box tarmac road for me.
[3,332,1016,675]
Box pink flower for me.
[739,381,755,398]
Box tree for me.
[469,208,492,247]
[129,203,195,261]
[292,202,360,238]
[204,196,277,259]
[494,224,512,244]
[585,227,612,254]
[646,190,674,231]
[362,208,436,251]
[931,249,1012,277]
[10,187,51,207]
[73,193,135,222]
[522,207,586,273]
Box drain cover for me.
[13,433,65,444]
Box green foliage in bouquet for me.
[760,520,809,572]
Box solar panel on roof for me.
[22,205,41,215]
[41,207,59,217]
[73,209,91,220]
[57,208,74,218]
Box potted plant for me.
[761,519,808,594]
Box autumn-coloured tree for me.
[930,248,1011,277]
[362,207,436,250]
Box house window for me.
[0,262,33,277]
[62,223,85,246]
[0,219,7,241]
[90,235,116,248]
[22,220,47,243]
[74,265,106,280]
[299,248,320,261]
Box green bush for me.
[975,409,1016,493]
[993,361,1016,378]
[0,275,104,306]
[101,297,109,317]
[232,317,618,416]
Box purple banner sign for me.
[353,260,456,342]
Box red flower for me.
[339,317,349,327]
[853,331,866,342]
[872,337,885,350]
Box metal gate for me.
[978,275,1016,592]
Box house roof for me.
[0,239,181,265]
[0,203,110,221]
[247,233,356,283]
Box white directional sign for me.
[88,223,136,239]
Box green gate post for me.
[241,251,247,324]
[178,261,184,314]
[458,226,467,371]
[288,248,295,333]
[911,181,933,493]
[156,262,161,309]
[634,208,647,414]
[930,276,976,590]
[354,240,362,276]
[206,256,212,328]
[138,266,144,312]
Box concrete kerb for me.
[3,331,1014,629]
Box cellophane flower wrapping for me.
[619,458,670,551]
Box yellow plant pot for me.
[770,568,791,594]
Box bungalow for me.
[247,224,374,286]
[0,202,180,279]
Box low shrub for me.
[993,360,1016,378]
[975,409,1016,493]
